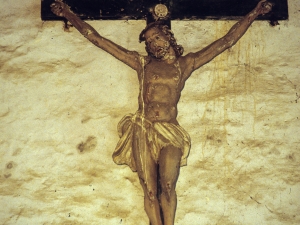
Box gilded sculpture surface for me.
[51,1,272,224]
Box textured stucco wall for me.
[0,0,299,224]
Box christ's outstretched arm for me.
[51,0,140,70]
[186,0,272,73]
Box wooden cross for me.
[42,0,288,24]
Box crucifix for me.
[50,0,273,224]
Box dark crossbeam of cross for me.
[41,0,288,25]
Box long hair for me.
[139,22,184,57]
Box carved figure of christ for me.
[51,1,272,224]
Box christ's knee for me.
[161,180,176,202]
[144,187,159,209]
[146,189,157,202]
[139,178,158,204]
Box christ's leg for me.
[158,146,182,225]
[132,125,162,225]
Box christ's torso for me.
[139,59,184,124]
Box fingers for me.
[50,1,65,16]
[263,2,273,10]
[50,3,61,11]
[258,0,267,7]
[261,1,272,14]
[50,0,62,7]
[257,0,272,15]
[51,0,64,8]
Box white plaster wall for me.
[0,0,299,224]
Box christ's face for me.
[144,27,170,59]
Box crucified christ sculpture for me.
[51,1,272,224]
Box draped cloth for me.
[112,113,191,172]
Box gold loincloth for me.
[112,113,191,172]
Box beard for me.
[154,46,169,59]
[148,40,171,59]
